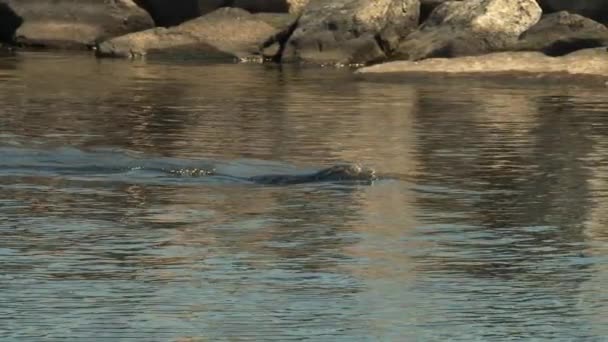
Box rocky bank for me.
[0,0,605,77]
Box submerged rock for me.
[0,0,154,49]
[281,0,420,65]
[538,0,608,24]
[515,11,608,56]
[357,47,608,78]
[96,8,290,61]
[394,0,541,60]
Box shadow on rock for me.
[514,11,608,56]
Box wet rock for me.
[134,0,216,27]
[281,0,420,65]
[515,11,608,56]
[0,0,154,49]
[538,0,608,24]
[96,8,288,61]
[394,0,541,61]
[357,47,608,78]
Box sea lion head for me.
[315,163,377,182]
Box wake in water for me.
[0,146,377,186]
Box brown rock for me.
[281,0,420,65]
[394,0,541,61]
[358,47,608,78]
[515,11,608,56]
[96,8,288,61]
[2,0,154,49]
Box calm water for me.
[1,52,608,341]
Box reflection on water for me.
[1,52,608,341]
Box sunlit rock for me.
[515,11,608,56]
[280,0,420,65]
[0,0,154,49]
[394,0,541,61]
[358,47,608,78]
[96,8,292,61]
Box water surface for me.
[1,52,608,341]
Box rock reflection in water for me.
[1,52,608,340]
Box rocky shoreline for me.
[0,0,606,78]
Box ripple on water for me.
[1,52,608,341]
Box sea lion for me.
[170,163,377,184]
[247,163,377,184]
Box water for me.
[1,52,608,341]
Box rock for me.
[96,8,288,61]
[134,0,214,27]
[538,0,608,24]
[515,11,608,56]
[394,0,541,61]
[0,0,154,49]
[357,47,608,78]
[232,0,308,14]
[281,0,420,65]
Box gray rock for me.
[394,0,541,61]
[96,8,288,61]
[281,0,420,65]
[134,0,213,27]
[538,0,608,24]
[515,11,608,56]
[0,0,154,49]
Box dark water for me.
[1,52,608,341]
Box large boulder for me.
[394,0,542,61]
[515,11,608,56]
[0,0,154,49]
[280,0,420,65]
[96,8,291,61]
[538,0,608,24]
[134,0,216,27]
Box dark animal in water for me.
[170,164,377,184]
